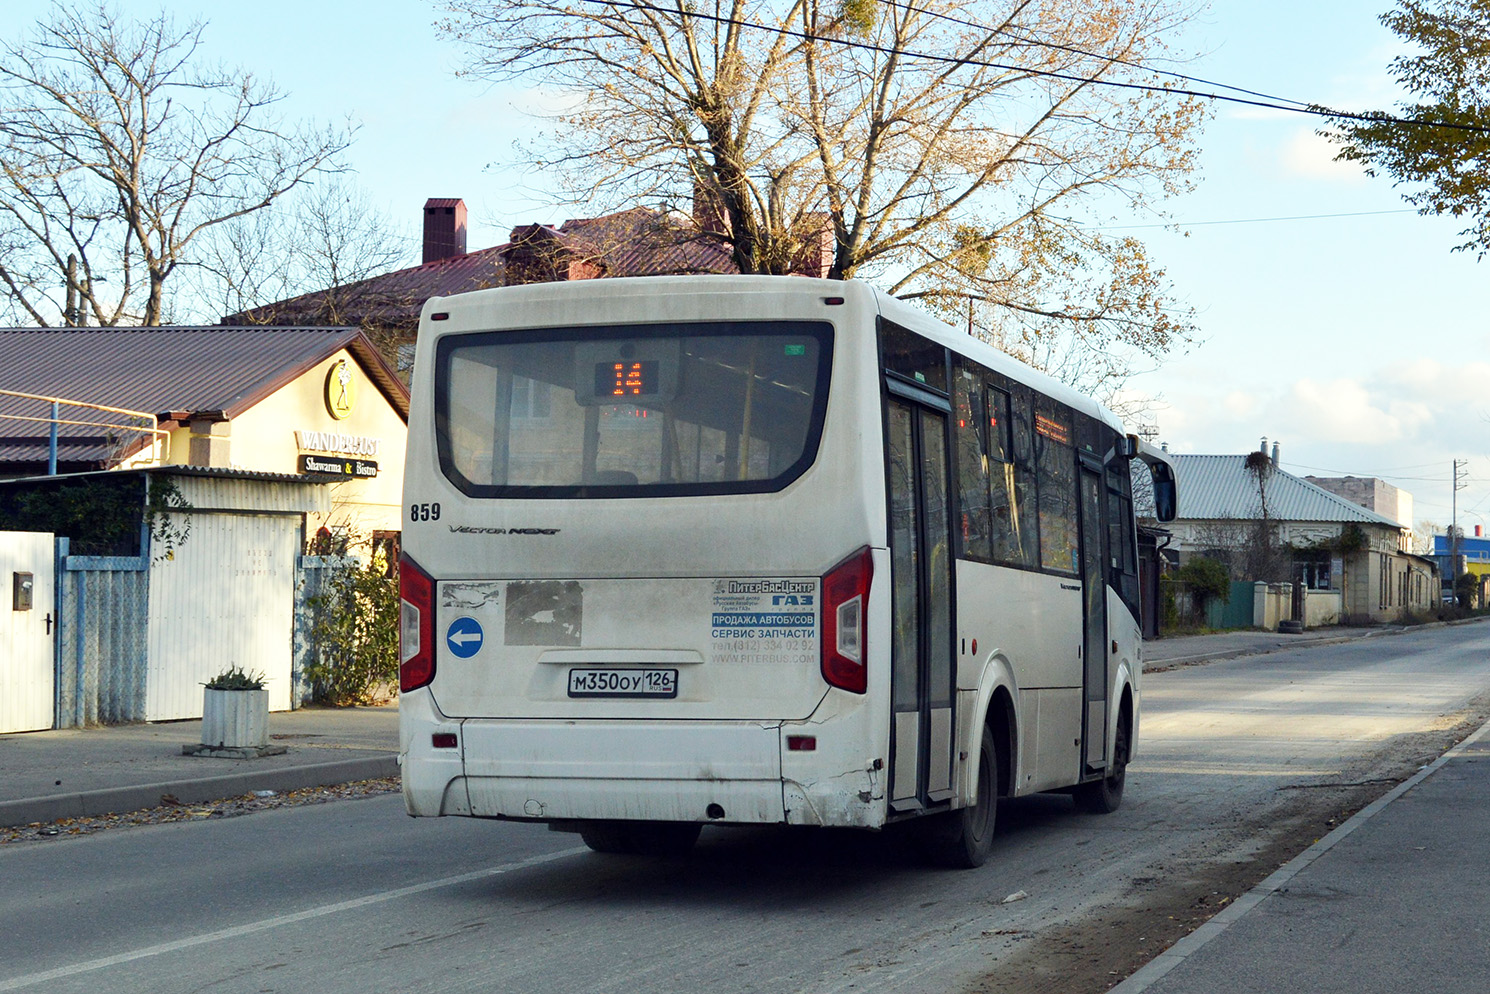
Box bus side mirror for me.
[1127,435,1178,523]
[1151,473,1177,523]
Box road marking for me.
[0,846,586,991]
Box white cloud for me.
[1278,129,1367,183]
[1380,359,1490,397]
[1223,390,1259,418]
[1284,377,1434,443]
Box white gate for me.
[1,531,56,733]
[146,513,297,719]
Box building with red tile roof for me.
[221,198,831,374]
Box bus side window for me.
[1007,385,1041,570]
[1107,457,1141,619]
[1034,400,1078,575]
[880,320,948,393]
[954,369,992,560]
[986,385,1028,567]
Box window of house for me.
[1295,550,1331,590]
[371,530,401,577]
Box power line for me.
[1083,209,1419,231]
[1286,458,1458,475]
[872,0,1313,110]
[581,0,1490,135]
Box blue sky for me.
[5,0,1484,537]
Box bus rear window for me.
[434,321,833,497]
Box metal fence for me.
[55,537,149,727]
[293,554,359,706]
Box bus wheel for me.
[579,821,635,854]
[1074,708,1129,815]
[924,724,998,869]
[580,821,701,857]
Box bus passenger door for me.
[1078,458,1109,772]
[885,394,957,812]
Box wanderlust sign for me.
[295,429,382,456]
[299,454,378,480]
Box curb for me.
[0,754,399,829]
[1144,635,1359,672]
[1144,618,1490,672]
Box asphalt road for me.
[3,624,1488,994]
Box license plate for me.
[567,668,678,699]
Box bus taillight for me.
[399,553,436,692]
[821,547,873,694]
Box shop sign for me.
[300,453,378,479]
[295,429,381,456]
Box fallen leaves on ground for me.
[0,777,400,845]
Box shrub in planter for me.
[201,667,269,749]
[204,667,265,691]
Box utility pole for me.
[64,253,78,327]
[1451,459,1468,586]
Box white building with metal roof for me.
[1157,448,1439,624]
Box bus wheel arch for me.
[986,685,1015,803]
[923,684,1014,869]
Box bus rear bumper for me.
[458,718,786,824]
[464,775,786,825]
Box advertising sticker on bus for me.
[709,578,820,666]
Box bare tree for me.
[194,178,413,324]
[442,0,1205,387]
[1412,519,1439,556]
[0,3,351,326]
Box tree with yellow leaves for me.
[442,0,1206,397]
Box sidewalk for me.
[1114,717,1490,994]
[0,704,398,828]
[1144,624,1384,670]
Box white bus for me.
[398,276,1177,867]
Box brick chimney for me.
[790,216,836,278]
[423,198,467,264]
[186,412,231,468]
[692,179,730,238]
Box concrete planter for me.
[197,688,271,753]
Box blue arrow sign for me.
[446,617,484,658]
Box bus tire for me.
[578,821,634,853]
[1074,707,1130,815]
[580,820,701,856]
[924,724,998,869]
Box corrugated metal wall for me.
[55,541,149,727]
[146,511,299,719]
[171,475,327,515]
